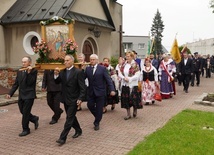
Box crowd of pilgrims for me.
[78,50,213,120]
[8,51,212,140]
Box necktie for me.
[91,66,94,75]
[66,70,70,80]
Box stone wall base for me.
[0,68,43,92]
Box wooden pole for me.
[119,25,123,57]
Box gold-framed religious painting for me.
[31,16,83,70]
[40,16,76,62]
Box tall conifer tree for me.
[151,9,164,59]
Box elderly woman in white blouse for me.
[118,51,143,120]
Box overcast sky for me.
[117,0,214,51]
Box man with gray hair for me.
[85,54,115,131]
[6,56,39,137]
[54,54,86,145]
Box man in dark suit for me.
[42,70,63,124]
[150,53,159,70]
[6,56,39,137]
[179,52,193,93]
[133,50,142,70]
[85,54,115,131]
[191,52,202,86]
[54,55,86,146]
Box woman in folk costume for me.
[158,54,176,99]
[118,51,143,120]
[115,57,125,96]
[140,58,159,105]
[102,58,119,113]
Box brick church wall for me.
[0,68,43,92]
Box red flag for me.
[181,45,187,53]
[180,45,187,57]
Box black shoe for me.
[72,131,82,138]
[60,109,64,114]
[49,120,57,125]
[94,125,100,131]
[124,116,131,120]
[191,84,194,87]
[185,90,188,93]
[133,109,137,118]
[133,112,137,118]
[56,139,65,145]
[19,130,30,137]
[58,109,63,119]
[145,102,149,105]
[111,105,115,110]
[34,116,39,130]
[152,101,155,104]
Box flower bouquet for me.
[33,39,52,63]
[63,39,78,62]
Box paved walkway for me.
[0,76,214,155]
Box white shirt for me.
[91,64,98,75]
[184,58,188,65]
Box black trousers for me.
[18,98,38,131]
[59,103,81,141]
[206,68,211,78]
[181,74,191,91]
[47,91,63,121]
[201,68,204,77]
[87,92,105,126]
[191,71,200,85]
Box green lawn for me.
[128,109,214,155]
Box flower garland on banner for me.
[40,16,74,25]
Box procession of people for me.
[5,49,213,145]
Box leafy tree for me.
[151,9,164,59]
[110,56,118,68]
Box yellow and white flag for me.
[170,39,181,63]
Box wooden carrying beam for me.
[19,63,89,71]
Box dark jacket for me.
[192,57,202,71]
[42,70,61,92]
[85,64,115,97]
[179,58,193,74]
[55,67,86,104]
[9,69,37,99]
[151,59,159,70]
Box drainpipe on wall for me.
[0,25,6,68]
[119,25,124,57]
